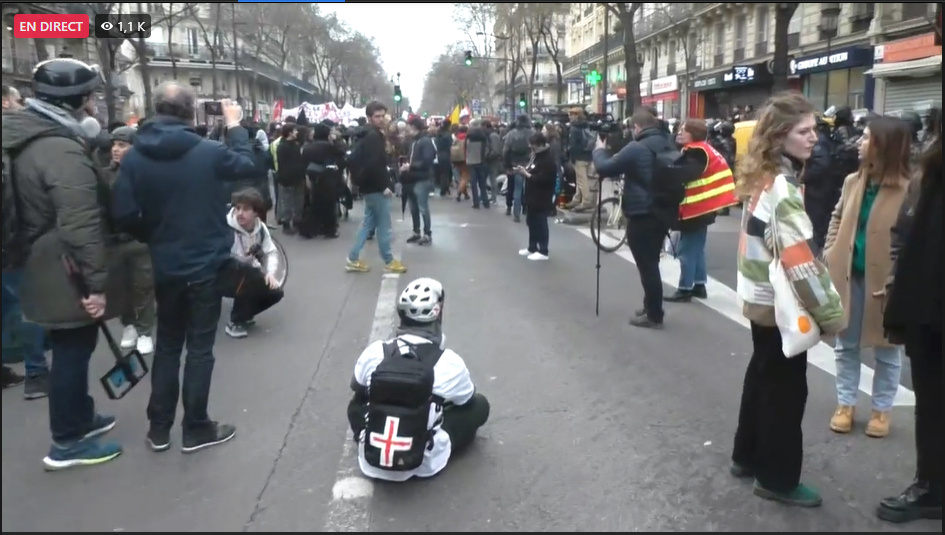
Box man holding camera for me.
[593,110,676,329]
[566,107,598,212]
[112,83,260,453]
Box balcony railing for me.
[713,53,724,67]
[563,3,699,72]
[733,47,745,62]
[666,62,676,75]
[754,41,768,57]
[787,32,800,48]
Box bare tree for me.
[260,3,306,99]
[772,3,799,92]
[330,33,378,105]
[192,4,225,98]
[419,43,486,114]
[538,8,567,105]
[452,2,498,112]
[650,4,699,97]
[602,3,643,112]
[151,2,197,80]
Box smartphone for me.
[204,101,223,116]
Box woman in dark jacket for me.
[275,124,306,234]
[300,123,347,238]
[876,116,942,524]
[516,132,556,261]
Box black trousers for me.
[525,211,550,255]
[435,164,452,195]
[626,214,668,322]
[732,323,809,492]
[440,393,491,453]
[907,327,942,484]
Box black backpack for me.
[644,144,702,225]
[363,340,444,471]
[346,137,367,187]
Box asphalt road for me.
[1,198,934,532]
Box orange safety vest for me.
[679,141,738,220]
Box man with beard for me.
[301,122,348,238]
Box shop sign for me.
[639,81,648,97]
[789,46,873,75]
[723,65,757,84]
[651,75,678,95]
[874,33,942,63]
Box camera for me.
[587,112,619,136]
[203,101,223,116]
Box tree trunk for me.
[135,38,154,114]
[621,18,642,113]
[554,63,564,105]
[250,71,258,117]
[772,4,798,92]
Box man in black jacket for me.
[345,101,407,274]
[593,110,675,329]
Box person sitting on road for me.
[223,188,284,339]
[346,277,490,481]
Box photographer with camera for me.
[593,109,680,329]
[565,107,598,212]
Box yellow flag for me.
[448,105,461,125]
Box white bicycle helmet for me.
[397,277,444,323]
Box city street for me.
[1,198,934,532]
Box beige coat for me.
[824,172,908,348]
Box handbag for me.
[767,181,821,357]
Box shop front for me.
[868,33,942,115]
[604,84,627,118]
[642,75,679,118]
[790,45,875,111]
[688,62,773,119]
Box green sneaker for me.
[753,481,823,507]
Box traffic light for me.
[517,92,526,108]
[393,85,402,102]
[464,50,473,66]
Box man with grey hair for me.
[113,81,259,454]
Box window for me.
[806,72,828,110]
[755,6,769,42]
[668,40,677,65]
[186,28,199,55]
[787,9,801,34]
[847,67,867,109]
[714,23,725,50]
[734,16,746,49]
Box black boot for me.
[692,284,708,299]
[877,480,942,523]
[665,289,693,303]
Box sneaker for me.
[629,315,664,329]
[418,235,432,245]
[406,234,421,244]
[225,322,249,339]
[119,325,137,349]
[136,335,154,355]
[527,252,549,261]
[1,366,25,389]
[147,426,171,452]
[24,373,49,400]
[518,249,532,256]
[181,422,236,453]
[83,414,117,440]
[384,259,407,274]
[345,258,370,272]
[42,438,122,471]
[753,481,823,507]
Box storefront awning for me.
[865,55,942,78]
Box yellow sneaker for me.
[384,259,407,273]
[345,259,370,272]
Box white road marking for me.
[576,227,915,407]
[323,272,402,531]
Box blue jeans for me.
[505,172,524,216]
[48,324,99,443]
[2,269,48,377]
[148,277,222,430]
[834,273,902,411]
[676,227,708,290]
[407,179,433,235]
[469,164,490,208]
[349,192,393,264]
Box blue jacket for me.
[592,127,674,217]
[112,116,259,283]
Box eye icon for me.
[100,21,114,31]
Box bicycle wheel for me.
[589,197,627,253]
[270,236,289,289]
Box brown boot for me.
[830,405,855,433]
[866,410,891,438]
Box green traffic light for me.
[394,95,401,102]
[518,101,525,108]
[465,59,472,66]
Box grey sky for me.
[321,3,460,106]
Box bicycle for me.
[589,177,628,253]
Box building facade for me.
[492,6,568,119]
[562,2,940,121]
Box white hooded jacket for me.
[226,208,279,276]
